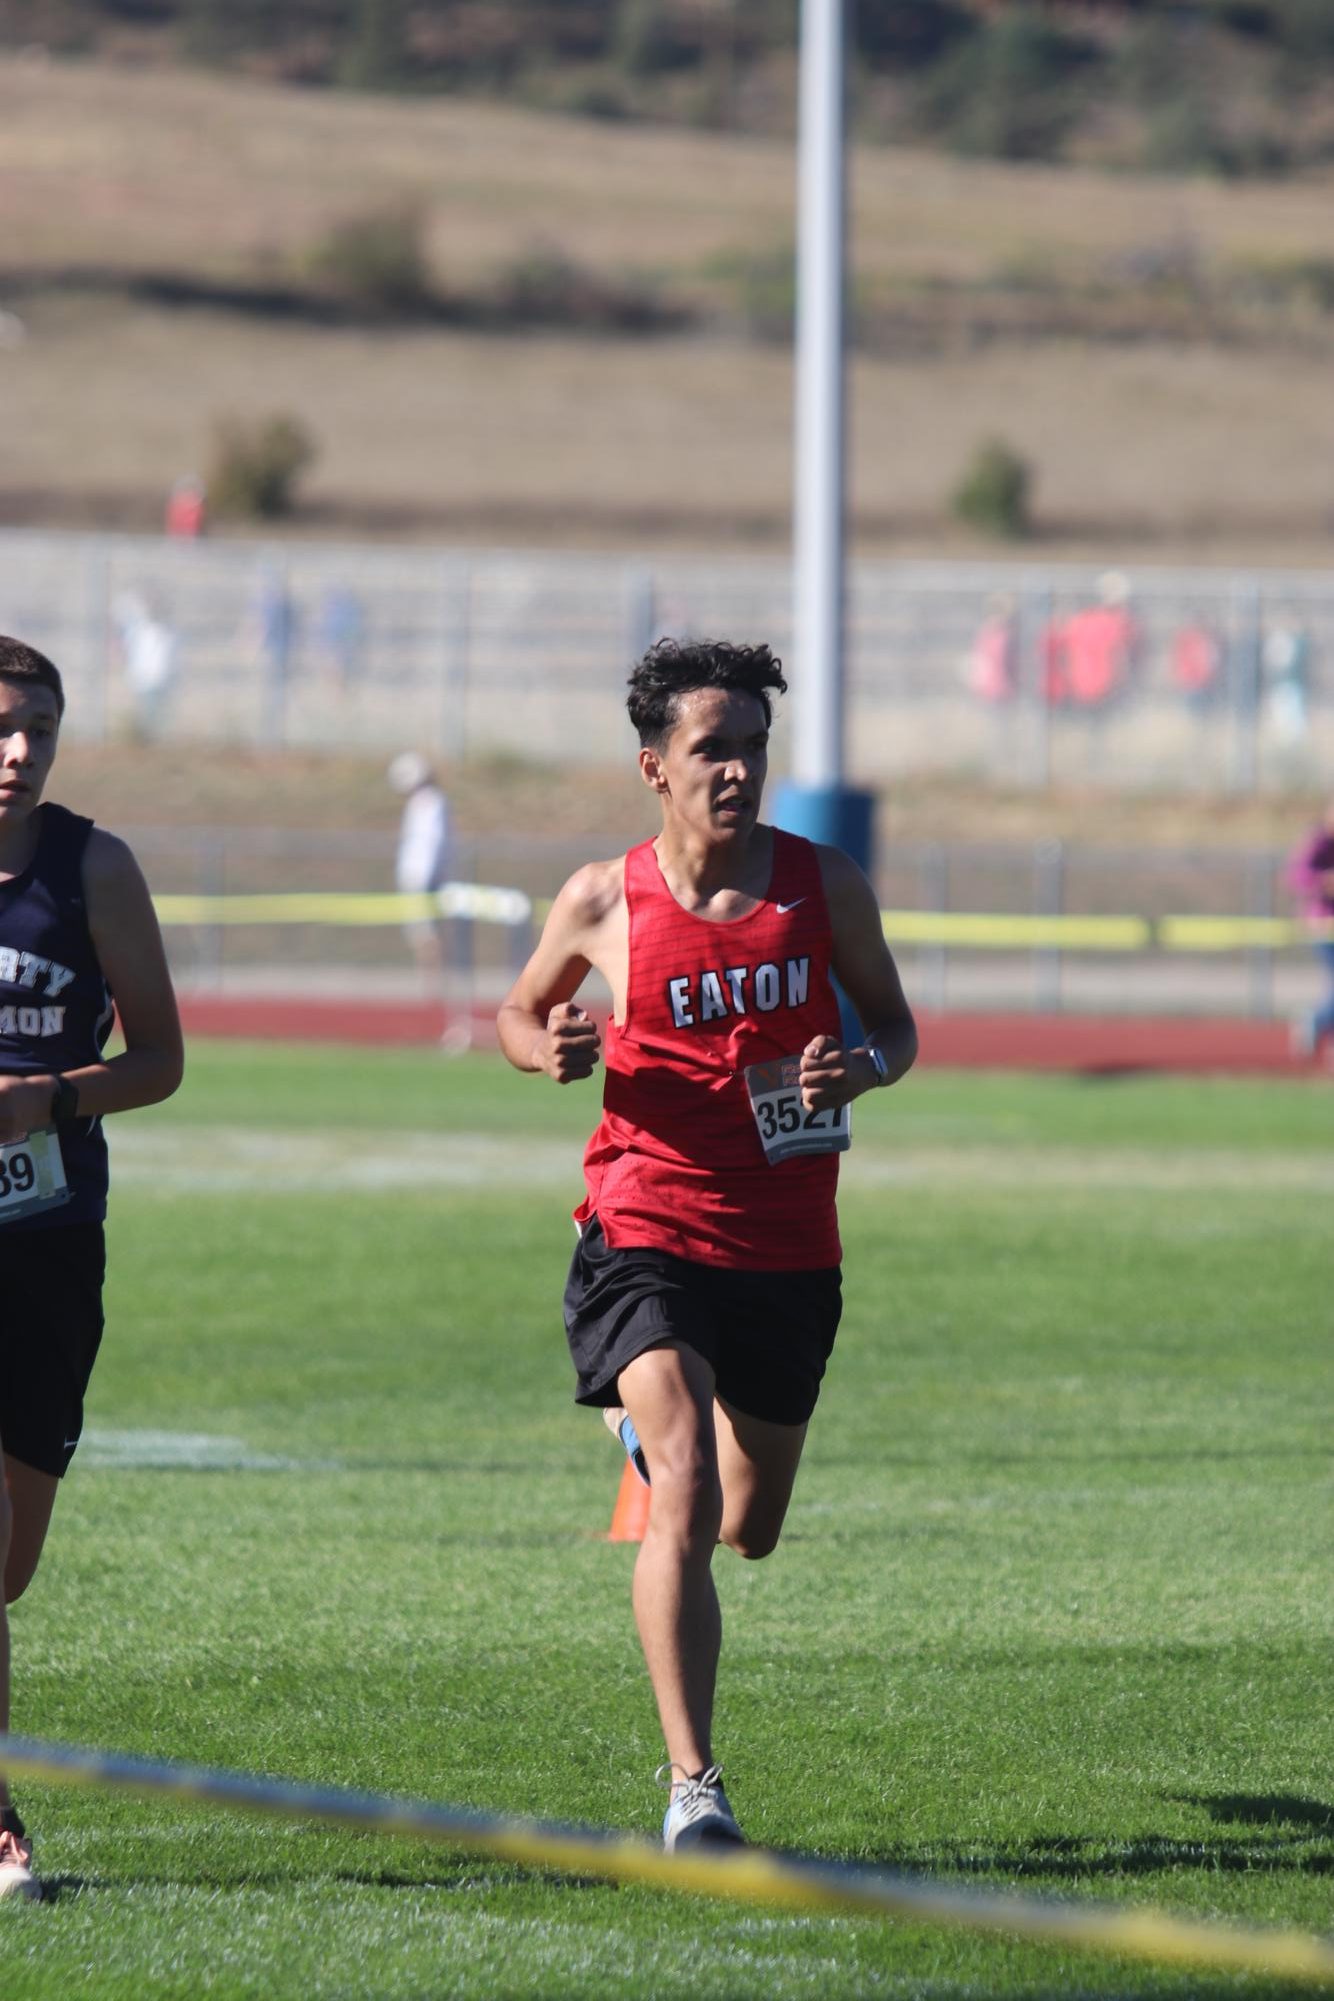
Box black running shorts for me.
[564,1215,842,1427]
[0,1221,106,1477]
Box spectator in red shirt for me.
[968,596,1018,705]
[1063,572,1140,710]
[1172,622,1223,714]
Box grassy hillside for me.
[6,0,1334,175]
[4,57,1334,558]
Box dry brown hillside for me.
[3,57,1334,561]
[44,744,1320,858]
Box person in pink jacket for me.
[1287,802,1334,1060]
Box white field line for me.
[79,1428,329,1472]
[107,1125,1334,1195]
[108,1125,578,1192]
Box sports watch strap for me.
[50,1075,80,1122]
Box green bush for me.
[179,0,234,66]
[305,206,433,315]
[1141,92,1235,175]
[1272,0,1334,60]
[516,59,634,120]
[855,0,974,69]
[915,11,1094,160]
[951,437,1032,540]
[614,0,701,78]
[1228,252,1334,311]
[703,242,797,343]
[489,240,681,332]
[338,0,410,91]
[206,413,318,520]
[1113,17,1189,107]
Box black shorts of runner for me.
[564,1215,842,1427]
[0,1221,105,1478]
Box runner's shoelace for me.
[656,1762,728,1827]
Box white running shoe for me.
[658,1764,744,1851]
[0,1812,39,1902]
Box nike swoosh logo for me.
[775,898,805,914]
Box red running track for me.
[176,995,1320,1076]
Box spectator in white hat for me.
[388,753,469,1049]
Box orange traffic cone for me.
[608,1460,651,1542]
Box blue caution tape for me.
[1,1734,1331,1982]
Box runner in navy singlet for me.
[0,637,183,1899]
[498,639,916,1849]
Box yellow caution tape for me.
[146,889,1327,956]
[153,884,532,929]
[1,1734,1331,1982]
[1157,916,1320,952]
[882,912,1151,951]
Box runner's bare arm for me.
[79,832,184,1114]
[798,845,917,1113]
[0,832,184,1142]
[497,862,619,1084]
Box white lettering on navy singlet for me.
[0,946,77,999]
[0,1005,66,1037]
[666,956,811,1029]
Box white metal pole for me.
[792,0,847,791]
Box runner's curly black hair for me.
[626,638,787,748]
[0,635,65,718]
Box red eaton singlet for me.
[574,829,844,1270]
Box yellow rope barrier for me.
[881,912,1151,951]
[147,890,1329,954]
[152,884,532,928]
[2,1735,1331,1982]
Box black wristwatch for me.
[50,1075,79,1123]
[865,1044,891,1087]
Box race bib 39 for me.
[0,1127,72,1225]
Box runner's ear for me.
[638,746,668,795]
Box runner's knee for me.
[648,1447,723,1547]
[5,1556,38,1605]
[0,1465,56,1601]
[720,1507,784,1561]
[0,1498,32,1599]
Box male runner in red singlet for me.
[498,639,916,1850]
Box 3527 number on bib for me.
[744,1055,850,1166]
[0,1127,71,1225]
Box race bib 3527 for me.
[743,1055,851,1166]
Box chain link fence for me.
[3,530,1331,791]
[128,824,1325,1027]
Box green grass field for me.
[1,1044,1330,1999]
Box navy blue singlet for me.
[0,803,114,1228]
